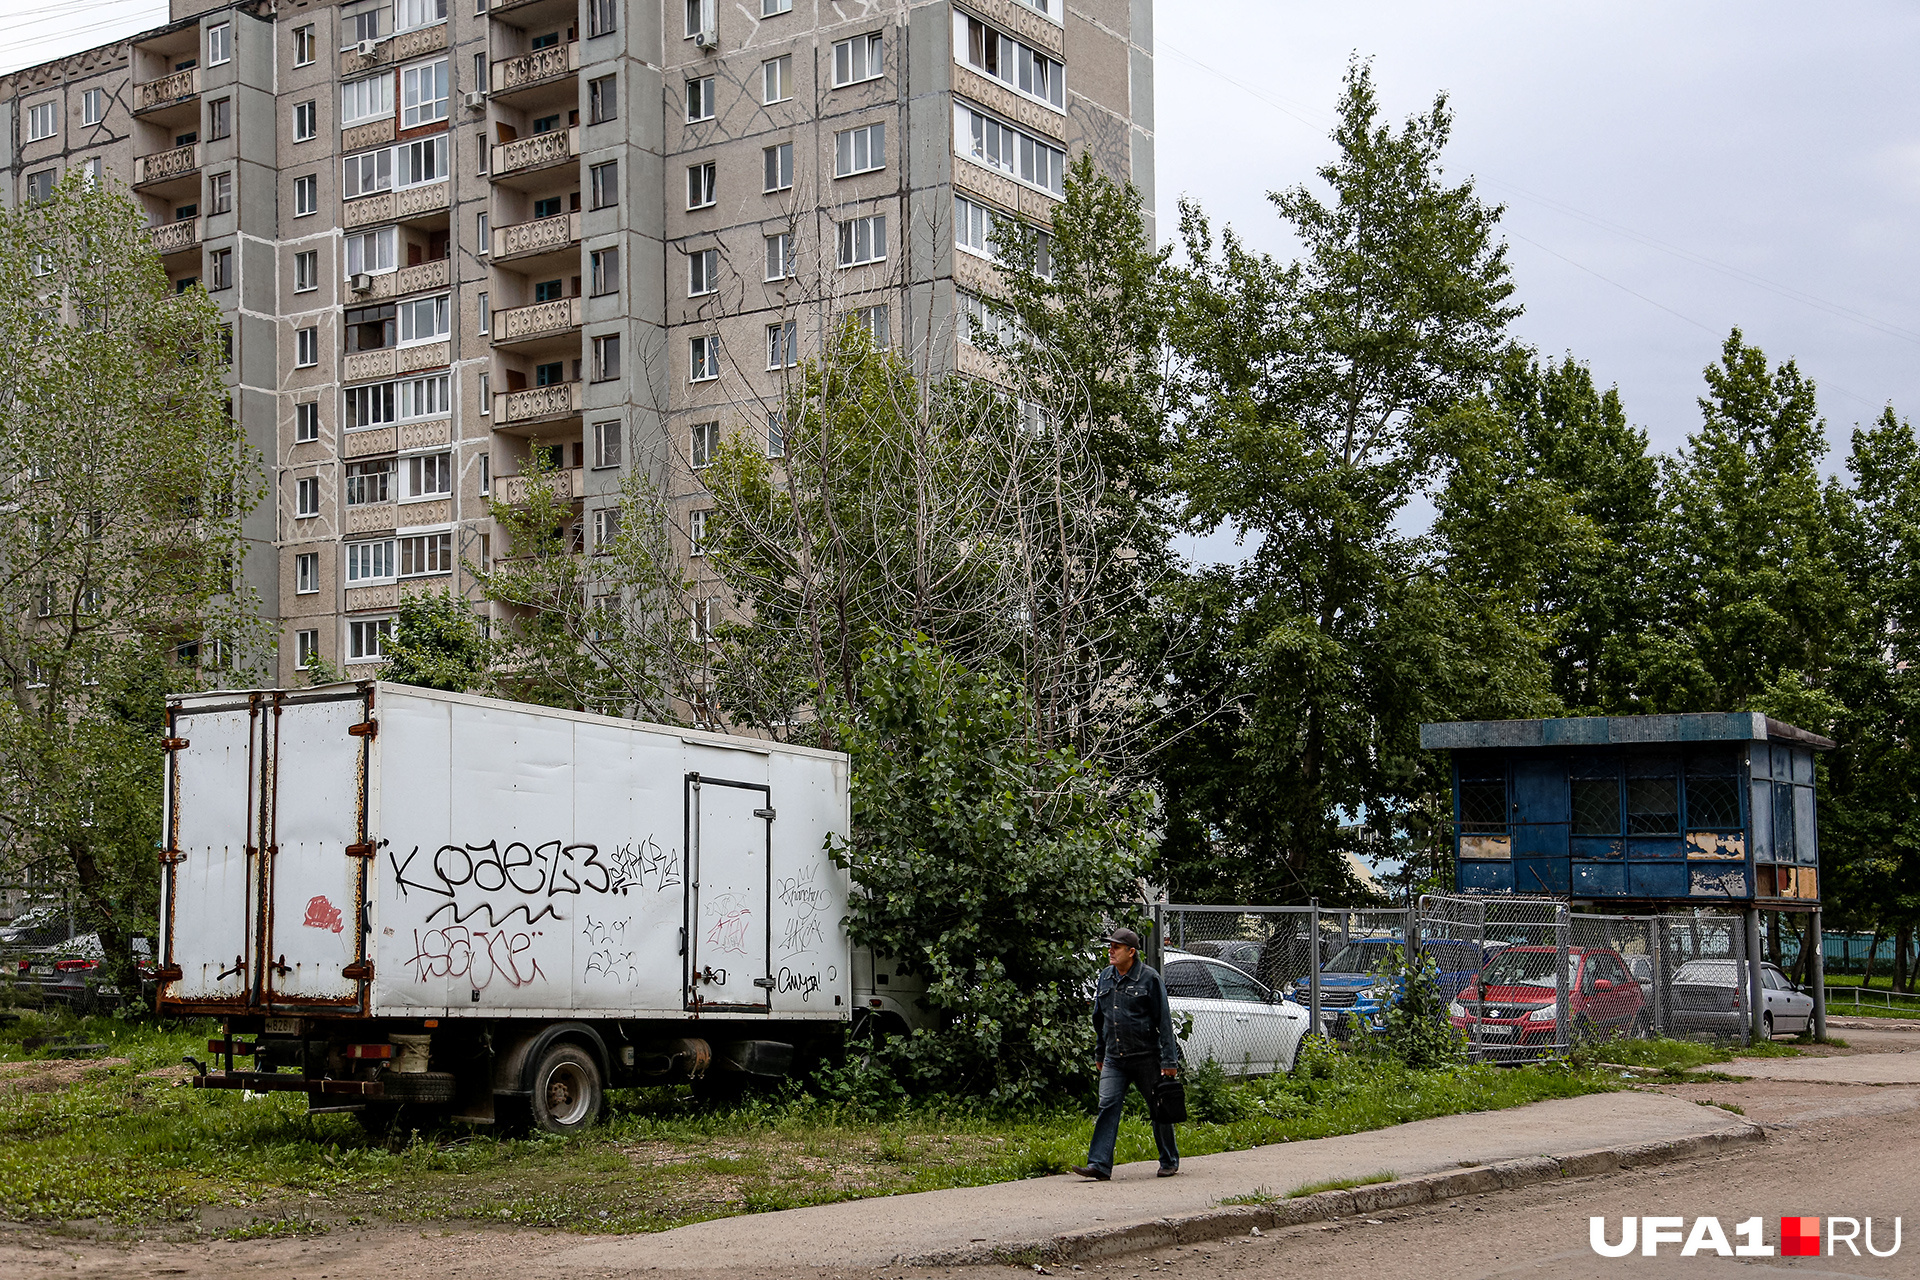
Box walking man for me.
[1073,927,1179,1180]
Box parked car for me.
[1668,960,1814,1038]
[1305,936,1489,1035]
[1181,938,1266,978]
[1448,945,1649,1046]
[14,931,109,1007]
[1161,950,1311,1075]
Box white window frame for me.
[691,420,719,468]
[294,250,318,292]
[340,74,396,128]
[397,293,451,346]
[477,290,490,332]
[345,225,398,276]
[766,319,797,369]
[82,89,105,125]
[688,247,718,296]
[834,122,885,177]
[294,23,316,66]
[687,161,716,210]
[762,141,793,193]
[294,174,318,217]
[347,617,393,663]
[592,333,622,382]
[953,12,1066,112]
[398,373,451,420]
[342,147,393,198]
[296,476,321,517]
[590,247,620,297]
[852,303,890,345]
[689,335,720,382]
[400,451,453,501]
[832,32,883,86]
[688,508,710,556]
[764,232,792,281]
[295,400,320,442]
[396,134,450,188]
[208,22,231,66]
[591,507,620,554]
[400,58,450,129]
[294,100,318,142]
[592,419,622,469]
[208,170,233,214]
[954,192,1001,260]
[767,409,787,458]
[954,101,1065,196]
[836,213,887,267]
[684,0,714,38]
[344,381,396,430]
[394,0,448,35]
[295,551,320,594]
[686,76,715,122]
[26,102,57,142]
[762,0,792,14]
[398,529,454,577]
[762,53,792,104]
[295,629,321,669]
[345,538,397,585]
[295,325,319,367]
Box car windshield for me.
[1322,942,1396,974]
[1479,949,1560,989]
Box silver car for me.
[1162,951,1311,1075]
[1668,960,1815,1037]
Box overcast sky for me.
[5,0,1916,469]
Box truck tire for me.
[379,1070,458,1104]
[529,1043,602,1134]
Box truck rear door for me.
[685,774,772,1011]
[163,697,262,1006]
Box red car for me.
[1449,946,1648,1047]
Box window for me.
[535,278,564,302]
[401,58,449,128]
[477,211,489,251]
[345,458,393,506]
[589,74,617,123]
[296,630,320,669]
[476,290,490,332]
[295,476,320,517]
[345,225,397,275]
[294,250,318,292]
[208,170,232,213]
[763,232,792,281]
[535,361,564,385]
[348,618,392,662]
[591,160,619,209]
[592,419,621,468]
[82,157,103,187]
[530,30,559,50]
[344,381,396,427]
[834,122,884,176]
[762,141,793,192]
[296,325,319,366]
[342,0,390,44]
[762,54,791,103]
[207,97,231,141]
[690,419,718,467]
[294,100,317,141]
[395,0,448,33]
[688,247,717,296]
[294,23,316,65]
[955,102,1065,195]
[207,23,231,65]
[686,161,714,209]
[399,531,453,576]
[294,173,318,216]
[766,410,786,458]
[1570,765,1621,837]
[684,0,713,37]
[341,75,395,127]
[26,102,56,142]
[954,193,1001,259]
[592,333,621,381]
[685,77,715,122]
[402,452,452,499]
[296,552,320,593]
[956,290,1010,346]
[592,507,620,553]
[479,451,491,491]
[954,13,1065,110]
[533,195,563,218]
[398,294,450,345]
[24,170,54,205]
[397,134,448,186]
[342,147,392,197]
[209,247,233,289]
[398,373,449,418]
[591,247,620,297]
[833,32,883,86]
[766,319,796,369]
[344,302,397,351]
[762,0,791,13]
[475,128,487,172]
[836,214,886,266]
[689,335,720,381]
[688,508,710,555]
[295,400,320,442]
[851,303,889,345]
[588,0,616,35]
[82,89,104,125]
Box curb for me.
[901,1124,1765,1267]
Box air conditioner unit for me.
[350,272,373,293]
[463,90,487,110]
[356,38,380,57]
[694,26,719,49]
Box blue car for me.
[1301,937,1489,1035]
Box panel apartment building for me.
[0,0,1154,685]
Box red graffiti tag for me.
[303,894,344,934]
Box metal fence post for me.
[1555,902,1571,1058]
[1744,905,1764,1044]
[1811,907,1827,1042]
[1149,901,1164,974]
[1308,897,1322,1041]
[1651,915,1666,1040]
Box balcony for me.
[491,126,579,183]
[135,142,200,189]
[493,210,579,264]
[349,256,452,302]
[494,466,581,506]
[492,42,579,95]
[341,180,452,230]
[134,66,200,114]
[492,296,581,346]
[494,380,582,429]
[148,216,200,256]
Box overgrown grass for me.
[1285,1170,1395,1198]
[0,1012,1619,1237]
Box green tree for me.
[380,589,488,692]
[0,175,261,984]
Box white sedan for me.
[1162,950,1311,1075]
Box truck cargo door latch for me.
[349,720,378,738]
[342,960,373,980]
[752,976,775,990]
[754,807,776,820]
[345,841,375,858]
[161,737,190,751]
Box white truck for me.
[155,682,916,1131]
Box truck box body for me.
[160,683,852,1027]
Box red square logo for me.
[1781,1217,1821,1257]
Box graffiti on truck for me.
[387,835,680,912]
[405,924,546,990]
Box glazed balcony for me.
[491,296,581,347]
[494,466,581,506]
[493,380,582,429]
[491,126,578,185]
[134,66,200,115]
[491,41,579,96]
[134,142,200,189]
[148,216,200,256]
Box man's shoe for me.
[1070,1165,1111,1181]
[1157,1166,1179,1178]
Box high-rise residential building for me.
[0,0,1154,687]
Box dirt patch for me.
[0,1058,128,1093]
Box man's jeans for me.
[1084,1055,1179,1174]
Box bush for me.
[1366,945,1467,1070]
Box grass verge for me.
[1284,1170,1395,1199]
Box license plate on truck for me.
[264,1017,301,1035]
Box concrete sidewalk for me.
[549,1092,1756,1275]
[1719,1046,1920,1083]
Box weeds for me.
[1285,1170,1394,1198]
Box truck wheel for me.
[529,1043,602,1134]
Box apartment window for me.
[345,459,393,507]
[534,278,564,302]
[589,75,618,124]
[955,193,1001,259]
[208,23,231,66]
[344,302,397,352]
[396,135,449,187]
[592,507,620,553]
[762,141,793,192]
[207,97,232,141]
[767,409,786,458]
[82,89,105,125]
[477,211,489,251]
[684,0,713,38]
[686,162,715,209]
[399,531,453,576]
[766,319,797,369]
[592,333,621,382]
[834,122,884,177]
[343,148,392,198]
[689,335,720,381]
[296,476,320,517]
[208,171,232,214]
[24,170,54,205]
[295,400,320,442]
[852,303,890,345]
[763,232,792,281]
[956,290,1008,346]
[588,0,617,36]
[590,247,620,297]
[479,451,491,491]
[685,76,714,122]
[401,58,450,128]
[82,157,103,187]
[402,452,452,500]
[296,325,319,366]
[591,160,619,209]
[836,214,886,266]
[294,174,318,216]
[208,247,233,290]
[296,630,320,669]
[294,23,316,65]
[344,381,396,427]
[345,225,397,275]
[348,618,392,662]
[396,0,448,31]
[295,552,320,594]
[593,419,621,469]
[399,373,450,419]
[26,102,56,142]
[688,246,717,296]
[535,361,564,385]
[762,0,791,13]
[955,102,1064,195]
[954,13,1065,111]
[688,509,710,556]
[477,290,490,332]
[343,0,391,46]
[690,420,719,468]
[833,32,883,86]
[762,53,791,104]
[294,100,317,141]
[399,294,450,345]
[294,250,318,292]
[341,75,395,127]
